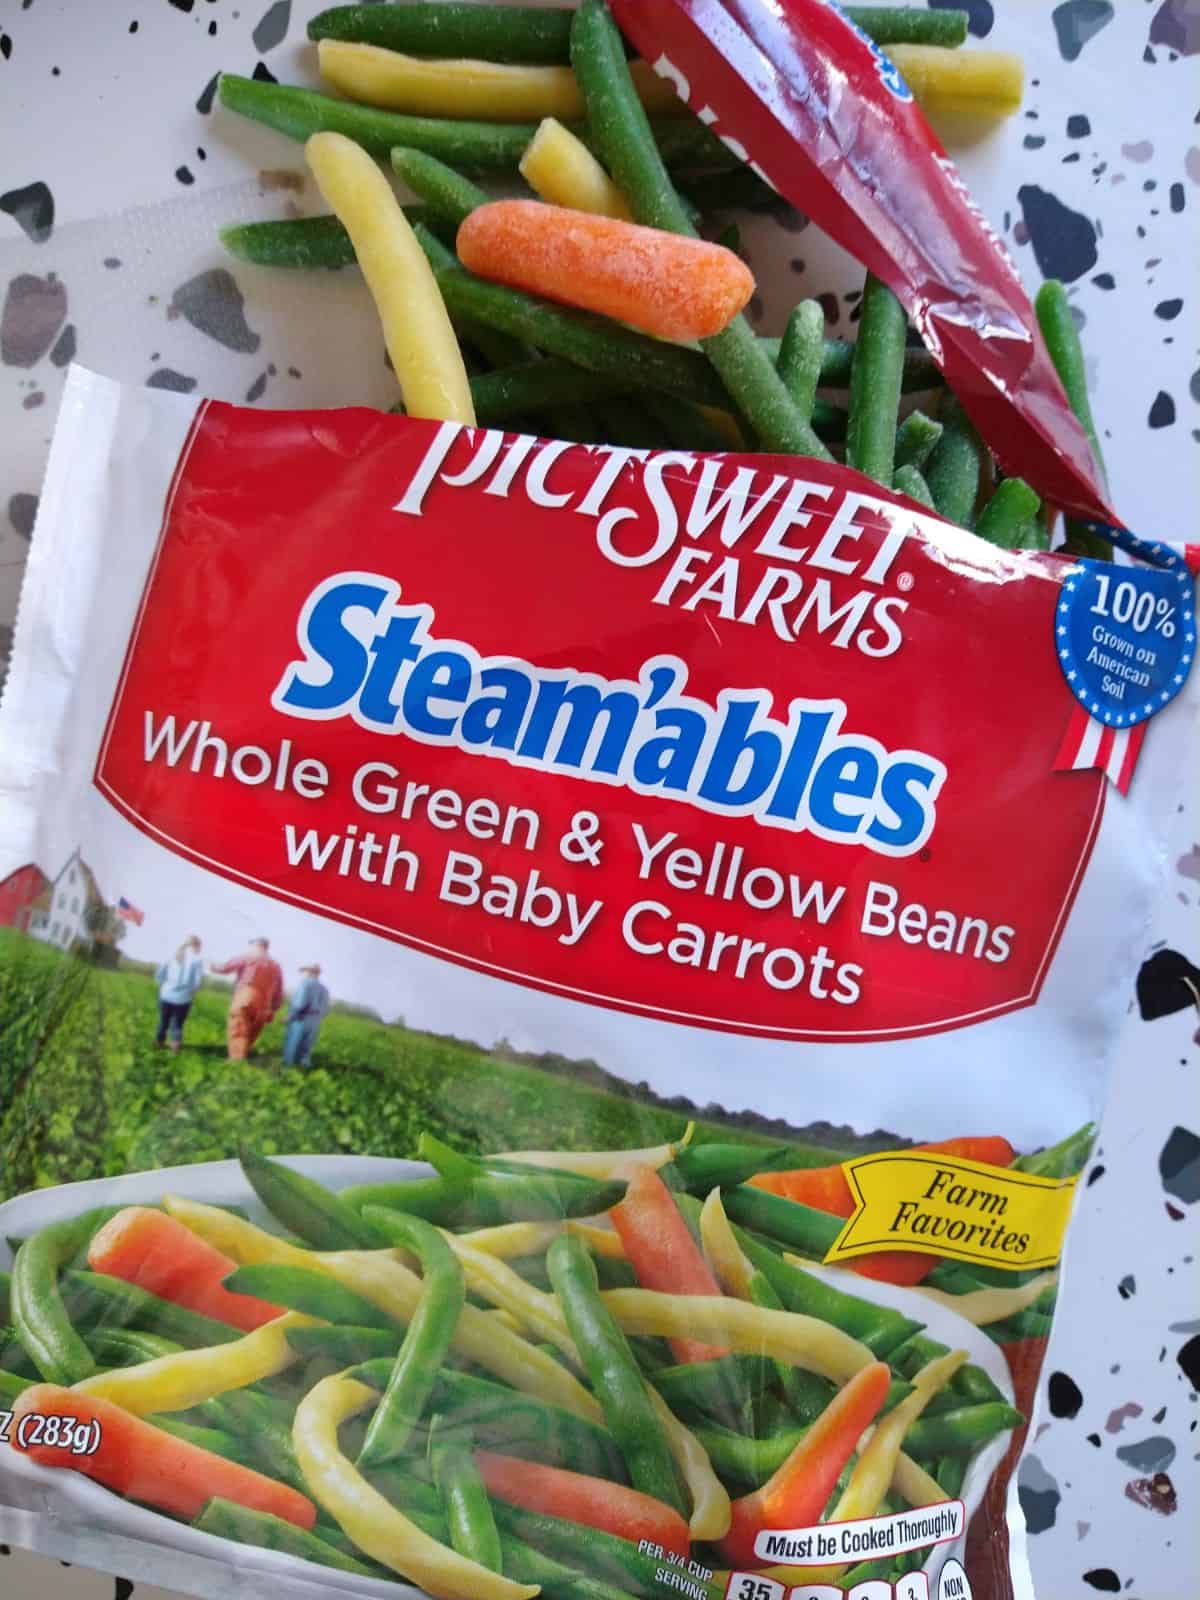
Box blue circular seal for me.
[1056,536,1196,728]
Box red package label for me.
[96,406,1103,1042]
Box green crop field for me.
[0,931,860,1200]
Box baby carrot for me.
[456,199,754,343]
[88,1208,283,1334]
[475,1451,691,1559]
[10,1383,317,1528]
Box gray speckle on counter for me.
[145,368,197,393]
[168,268,260,353]
[1115,1436,1176,1472]
[1052,1,1115,62]
[1,272,66,366]
[251,0,291,54]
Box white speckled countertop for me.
[0,3,1197,1599]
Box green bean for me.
[937,1452,969,1497]
[309,2,968,56]
[0,1269,9,1325]
[238,1148,383,1249]
[288,1323,401,1364]
[309,1,580,62]
[11,1209,122,1384]
[194,1498,377,1577]
[693,1422,804,1491]
[777,301,827,422]
[669,1143,796,1194]
[354,1162,626,1226]
[358,1361,628,1480]
[975,477,1043,548]
[222,214,361,270]
[925,396,983,526]
[640,392,739,453]
[225,1264,398,1330]
[895,409,944,469]
[63,1269,241,1348]
[571,0,829,458]
[890,1332,1005,1406]
[846,274,908,484]
[676,167,781,213]
[85,1327,181,1367]
[494,1503,726,1600]
[498,1536,644,1600]
[675,1191,921,1356]
[901,1402,1024,1459]
[1013,1122,1095,1179]
[0,1368,33,1403]
[218,75,733,172]
[471,359,632,424]
[592,398,674,450]
[203,1387,311,1491]
[390,146,489,230]
[649,1353,766,1432]
[428,1417,503,1572]
[152,1416,257,1468]
[1036,279,1107,489]
[984,1308,1054,1345]
[0,1322,38,1377]
[547,1233,684,1513]
[893,463,936,508]
[357,1212,466,1468]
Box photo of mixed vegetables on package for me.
[0,4,1196,1600]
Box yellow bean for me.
[520,117,632,219]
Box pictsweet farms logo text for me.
[393,422,917,659]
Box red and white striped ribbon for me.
[1053,704,1147,794]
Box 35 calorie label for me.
[723,1572,932,1598]
[1,1408,102,1456]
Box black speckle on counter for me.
[1159,1125,1200,1202]
[1049,1371,1085,1418]
[1086,1431,1102,1447]
[1170,180,1186,211]
[1052,1,1115,62]
[175,165,195,186]
[7,492,38,540]
[196,71,218,113]
[1148,390,1176,427]
[1190,367,1200,402]
[146,367,197,393]
[167,0,194,12]
[1017,185,1099,280]
[1082,1570,1121,1593]
[931,0,994,36]
[0,32,12,61]
[103,256,121,269]
[1092,271,1116,288]
[48,321,75,366]
[1178,1333,1200,1390]
[114,1580,135,1600]
[1025,134,1047,150]
[1,272,67,367]
[0,181,55,244]
[1150,0,1200,55]
[1068,113,1092,136]
[252,60,278,84]
[252,0,290,53]
[1155,297,1183,319]
[1088,1163,1106,1185]
[245,370,268,402]
[1117,1273,1136,1298]
[170,267,260,352]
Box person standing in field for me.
[210,937,283,1063]
[155,935,203,1053]
[283,962,332,1070]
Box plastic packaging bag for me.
[0,363,1195,1600]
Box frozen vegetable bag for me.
[0,361,1194,1600]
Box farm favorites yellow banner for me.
[824,1151,1078,1272]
